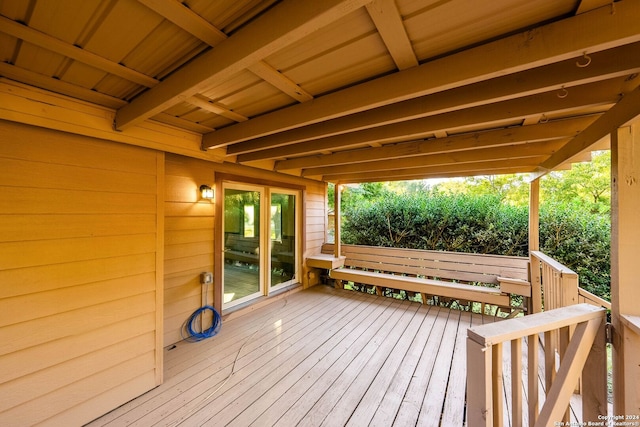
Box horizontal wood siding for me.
[0,121,161,426]
[303,183,327,286]
[303,183,327,267]
[163,154,214,346]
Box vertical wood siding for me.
[0,121,161,426]
[164,154,214,346]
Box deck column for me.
[611,121,640,416]
[529,177,542,313]
[334,183,342,259]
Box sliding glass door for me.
[270,190,297,289]
[222,183,299,309]
[223,185,263,307]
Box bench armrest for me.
[498,277,531,297]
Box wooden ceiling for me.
[2,0,640,183]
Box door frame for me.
[217,180,301,311]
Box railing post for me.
[511,339,523,427]
[581,316,608,422]
[492,342,504,427]
[467,338,493,427]
[562,273,579,307]
[530,254,542,313]
[527,334,539,427]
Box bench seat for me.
[306,253,346,269]
[311,243,530,310]
[330,268,511,307]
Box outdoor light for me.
[200,184,214,200]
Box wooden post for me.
[529,178,540,252]
[334,183,341,259]
[582,316,608,423]
[492,342,504,427]
[213,179,223,313]
[511,339,523,427]
[527,334,539,427]
[529,179,542,313]
[467,338,493,427]
[611,122,640,415]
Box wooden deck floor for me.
[87,285,505,426]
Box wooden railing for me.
[578,287,612,310]
[530,251,579,313]
[467,304,607,427]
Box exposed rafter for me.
[237,78,622,161]
[232,42,640,159]
[116,0,361,129]
[136,0,227,46]
[321,160,544,183]
[203,0,640,148]
[274,116,600,171]
[0,62,127,109]
[301,139,569,177]
[246,61,313,103]
[575,0,613,14]
[366,0,418,70]
[0,15,159,88]
[137,0,313,104]
[187,94,248,122]
[534,83,640,177]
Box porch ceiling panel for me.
[403,0,576,62]
[1,0,639,183]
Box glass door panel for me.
[223,187,262,308]
[270,191,297,288]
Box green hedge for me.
[342,193,610,301]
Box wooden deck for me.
[87,285,523,426]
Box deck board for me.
[88,285,549,427]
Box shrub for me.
[342,193,610,301]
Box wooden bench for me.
[224,233,260,264]
[224,234,296,275]
[320,244,531,310]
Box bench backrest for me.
[226,233,259,254]
[322,243,529,285]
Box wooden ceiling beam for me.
[366,0,418,70]
[246,61,313,103]
[228,41,640,156]
[0,62,127,109]
[534,83,640,178]
[274,115,600,170]
[153,112,215,133]
[0,15,159,88]
[322,160,543,183]
[116,0,353,129]
[187,94,248,122]
[204,0,640,148]
[238,78,621,161]
[138,0,313,104]
[136,0,227,46]
[576,0,612,15]
[302,139,568,177]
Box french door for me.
[222,183,299,309]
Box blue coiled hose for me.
[185,305,221,341]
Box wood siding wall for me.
[303,184,327,274]
[0,118,327,423]
[164,154,214,346]
[0,121,162,426]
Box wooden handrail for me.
[578,287,611,310]
[530,251,578,275]
[467,304,607,427]
[530,251,579,313]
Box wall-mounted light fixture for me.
[200,184,214,200]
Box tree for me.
[540,151,610,214]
